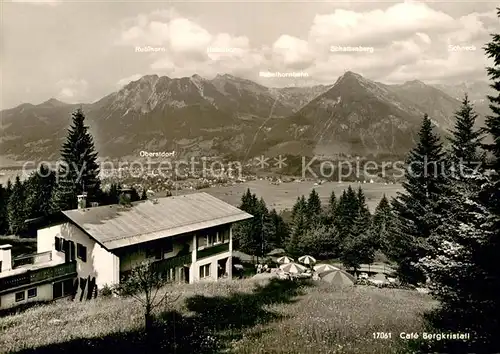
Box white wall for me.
[37,222,120,290]
[0,283,52,309]
[191,251,232,283]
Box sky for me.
[1,0,498,110]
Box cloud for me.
[56,79,88,102]
[113,4,496,86]
[9,0,60,6]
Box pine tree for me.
[269,209,289,249]
[25,164,56,219]
[390,114,447,285]
[484,11,500,172]
[288,196,308,257]
[448,94,485,170]
[8,176,27,235]
[371,195,393,252]
[335,186,359,242]
[51,108,101,211]
[0,185,9,235]
[352,186,371,237]
[1,180,12,234]
[232,189,261,255]
[418,168,497,352]
[306,188,322,227]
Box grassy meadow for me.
[0,278,435,354]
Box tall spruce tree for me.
[25,164,56,219]
[448,94,485,170]
[288,196,308,257]
[352,186,371,236]
[335,186,359,241]
[484,10,500,172]
[390,114,447,284]
[51,108,101,211]
[8,176,27,235]
[306,189,322,227]
[269,209,289,250]
[233,189,260,255]
[0,184,9,235]
[371,195,393,252]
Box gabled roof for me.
[62,192,253,250]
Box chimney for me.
[77,192,88,209]
[0,244,12,273]
[119,188,132,205]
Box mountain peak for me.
[39,98,67,107]
[334,71,366,85]
[403,79,427,87]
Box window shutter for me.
[71,241,76,261]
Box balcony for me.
[197,242,230,260]
[151,253,192,275]
[0,262,77,294]
[12,251,52,269]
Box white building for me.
[0,192,252,310]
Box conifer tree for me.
[371,195,393,252]
[0,184,9,235]
[51,108,101,211]
[306,189,322,227]
[484,11,500,172]
[448,94,485,167]
[390,114,447,284]
[288,196,308,256]
[0,180,12,234]
[25,164,56,219]
[269,209,289,249]
[352,186,371,236]
[8,176,27,235]
[335,186,359,242]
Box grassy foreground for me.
[0,278,435,354]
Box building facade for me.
[0,192,252,310]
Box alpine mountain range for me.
[0,71,493,163]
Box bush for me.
[100,284,114,297]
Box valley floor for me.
[169,180,403,212]
[0,278,435,354]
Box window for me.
[27,288,37,298]
[200,264,210,278]
[15,291,25,302]
[222,228,230,243]
[55,237,63,252]
[77,243,87,262]
[197,234,207,249]
[146,239,173,260]
[162,239,173,254]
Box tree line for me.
[233,184,392,270]
[0,109,147,237]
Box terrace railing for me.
[12,251,52,269]
[0,261,77,293]
[197,242,230,260]
[151,253,192,275]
